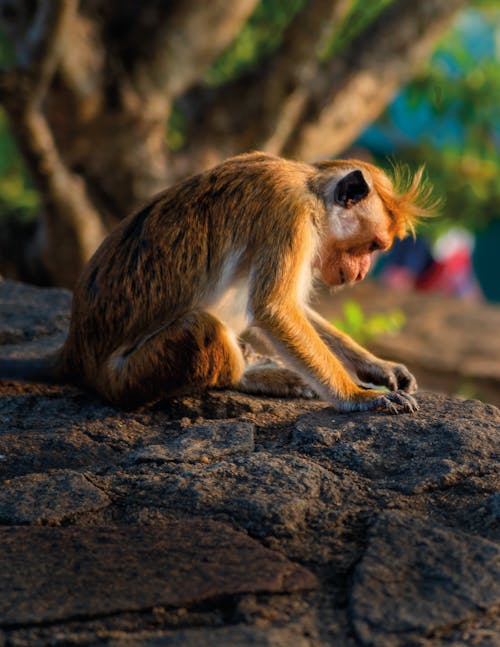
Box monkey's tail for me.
[0,349,65,384]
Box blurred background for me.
[0,0,499,401]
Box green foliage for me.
[208,0,396,80]
[382,7,500,234]
[206,0,306,85]
[166,104,189,152]
[322,0,393,60]
[0,109,39,223]
[405,146,498,237]
[0,34,39,224]
[0,31,14,66]
[332,300,406,345]
[456,381,481,400]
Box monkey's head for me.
[313,160,435,287]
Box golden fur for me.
[1,152,434,413]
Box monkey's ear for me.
[330,170,370,208]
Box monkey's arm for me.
[251,302,416,413]
[305,307,417,393]
[252,274,417,413]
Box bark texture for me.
[0,0,466,286]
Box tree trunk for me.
[0,0,467,287]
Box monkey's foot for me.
[347,389,419,414]
[237,366,317,399]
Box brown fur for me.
[2,152,434,412]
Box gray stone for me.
[485,492,500,520]
[291,393,500,494]
[0,280,71,346]
[0,521,316,626]
[1,279,500,645]
[108,451,361,539]
[0,421,120,481]
[131,420,255,463]
[0,470,110,523]
[6,625,313,647]
[106,625,312,646]
[350,511,500,647]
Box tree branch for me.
[172,0,351,177]
[0,0,76,106]
[258,0,351,154]
[57,9,104,115]
[283,0,468,159]
[17,110,107,286]
[0,0,107,286]
[173,0,467,175]
[145,0,258,98]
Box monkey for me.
[0,152,434,413]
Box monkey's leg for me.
[237,363,317,399]
[98,311,245,407]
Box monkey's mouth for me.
[338,268,346,285]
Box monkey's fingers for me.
[373,390,419,414]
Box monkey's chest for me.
[203,278,250,335]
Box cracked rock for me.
[350,511,500,647]
[0,469,111,523]
[1,280,500,645]
[107,451,361,539]
[105,625,313,646]
[291,395,500,494]
[0,521,316,626]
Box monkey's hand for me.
[349,388,419,414]
[356,360,418,394]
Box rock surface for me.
[351,512,500,647]
[1,523,315,626]
[0,279,499,646]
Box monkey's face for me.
[317,168,393,287]
[317,239,381,286]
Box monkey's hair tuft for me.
[377,162,440,238]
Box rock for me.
[0,521,316,626]
[131,420,255,463]
[7,625,314,647]
[0,279,499,645]
[485,493,500,520]
[0,470,110,523]
[106,625,313,646]
[0,280,70,350]
[105,451,364,544]
[350,511,500,647]
[291,393,500,494]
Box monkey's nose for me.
[356,256,371,281]
[356,268,368,282]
